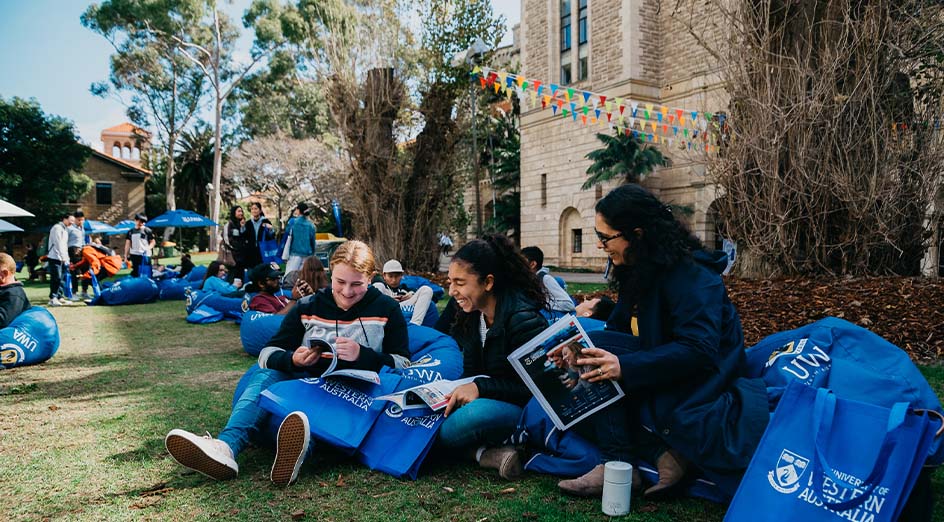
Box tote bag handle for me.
[811,388,907,512]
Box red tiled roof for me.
[102,123,151,137]
[88,148,152,176]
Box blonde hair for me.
[0,253,15,274]
[329,240,375,277]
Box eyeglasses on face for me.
[594,229,623,246]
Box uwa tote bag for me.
[258,228,281,266]
[725,381,942,522]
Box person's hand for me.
[547,349,565,369]
[577,347,622,383]
[443,382,479,417]
[292,280,313,300]
[334,336,360,361]
[292,345,324,367]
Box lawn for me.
[1,276,942,521]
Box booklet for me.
[308,338,382,385]
[508,314,625,431]
[375,376,487,415]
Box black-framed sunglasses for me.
[594,229,623,247]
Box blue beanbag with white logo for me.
[186,265,207,283]
[745,316,944,466]
[157,278,193,301]
[185,290,247,322]
[90,276,159,306]
[240,311,285,356]
[186,304,225,324]
[0,307,60,369]
[400,275,444,302]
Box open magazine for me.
[308,339,382,385]
[376,376,487,415]
[508,314,625,431]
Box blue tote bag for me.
[725,382,941,522]
[138,256,153,279]
[258,229,281,265]
[259,372,400,454]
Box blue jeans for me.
[437,398,522,450]
[218,368,294,457]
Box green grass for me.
[2,277,941,521]
[566,283,609,295]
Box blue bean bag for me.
[157,278,194,301]
[186,265,207,283]
[232,325,463,474]
[0,307,60,369]
[240,311,285,356]
[400,275,444,302]
[185,290,247,322]
[90,276,159,306]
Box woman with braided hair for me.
[436,234,548,480]
[557,184,768,500]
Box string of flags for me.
[471,66,728,154]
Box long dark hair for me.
[298,256,329,290]
[202,261,225,289]
[451,234,546,332]
[596,184,703,295]
[228,205,243,228]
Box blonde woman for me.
[165,241,410,486]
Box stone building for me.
[514,0,727,268]
[74,124,151,224]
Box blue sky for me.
[0,0,520,150]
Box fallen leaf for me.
[291,509,305,520]
[48,405,59,411]
[318,482,329,488]
[335,473,346,487]
[499,487,516,495]
[442,486,455,493]
[638,503,659,513]
[522,512,538,519]
[475,518,489,522]
[371,491,395,499]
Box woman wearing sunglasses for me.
[165,240,410,487]
[557,184,768,501]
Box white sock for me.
[475,446,486,463]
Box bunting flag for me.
[472,66,725,154]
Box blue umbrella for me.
[109,220,136,236]
[83,219,119,235]
[146,209,218,229]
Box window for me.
[578,45,589,81]
[572,229,583,253]
[578,0,588,44]
[560,0,572,51]
[95,183,113,205]
[541,174,548,207]
[561,53,572,85]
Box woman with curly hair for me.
[557,184,768,500]
[436,234,548,480]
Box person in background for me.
[123,213,155,278]
[574,295,616,321]
[177,253,195,279]
[67,210,87,300]
[247,263,290,314]
[47,213,72,307]
[372,259,434,326]
[521,246,576,318]
[435,234,548,480]
[0,253,30,328]
[284,203,317,274]
[24,243,39,281]
[294,256,329,294]
[200,261,243,296]
[224,206,249,282]
[165,241,409,487]
[242,202,273,269]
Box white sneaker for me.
[48,298,62,307]
[271,411,310,486]
[79,292,91,300]
[165,429,238,481]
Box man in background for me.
[68,210,87,299]
[124,213,155,278]
[521,246,576,317]
[47,213,72,307]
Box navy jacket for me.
[602,249,768,495]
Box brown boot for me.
[644,450,689,499]
[478,446,523,480]
[558,464,605,497]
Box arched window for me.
[558,207,582,267]
[131,147,140,160]
[112,143,121,158]
[122,144,131,159]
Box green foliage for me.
[583,130,668,190]
[0,97,92,226]
[482,108,520,240]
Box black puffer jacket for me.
[451,290,548,405]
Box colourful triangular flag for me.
[550,84,559,96]
[582,91,591,104]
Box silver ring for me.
[597,368,604,376]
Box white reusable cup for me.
[602,460,633,516]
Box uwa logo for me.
[0,343,25,366]
[768,449,809,494]
[765,338,831,382]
